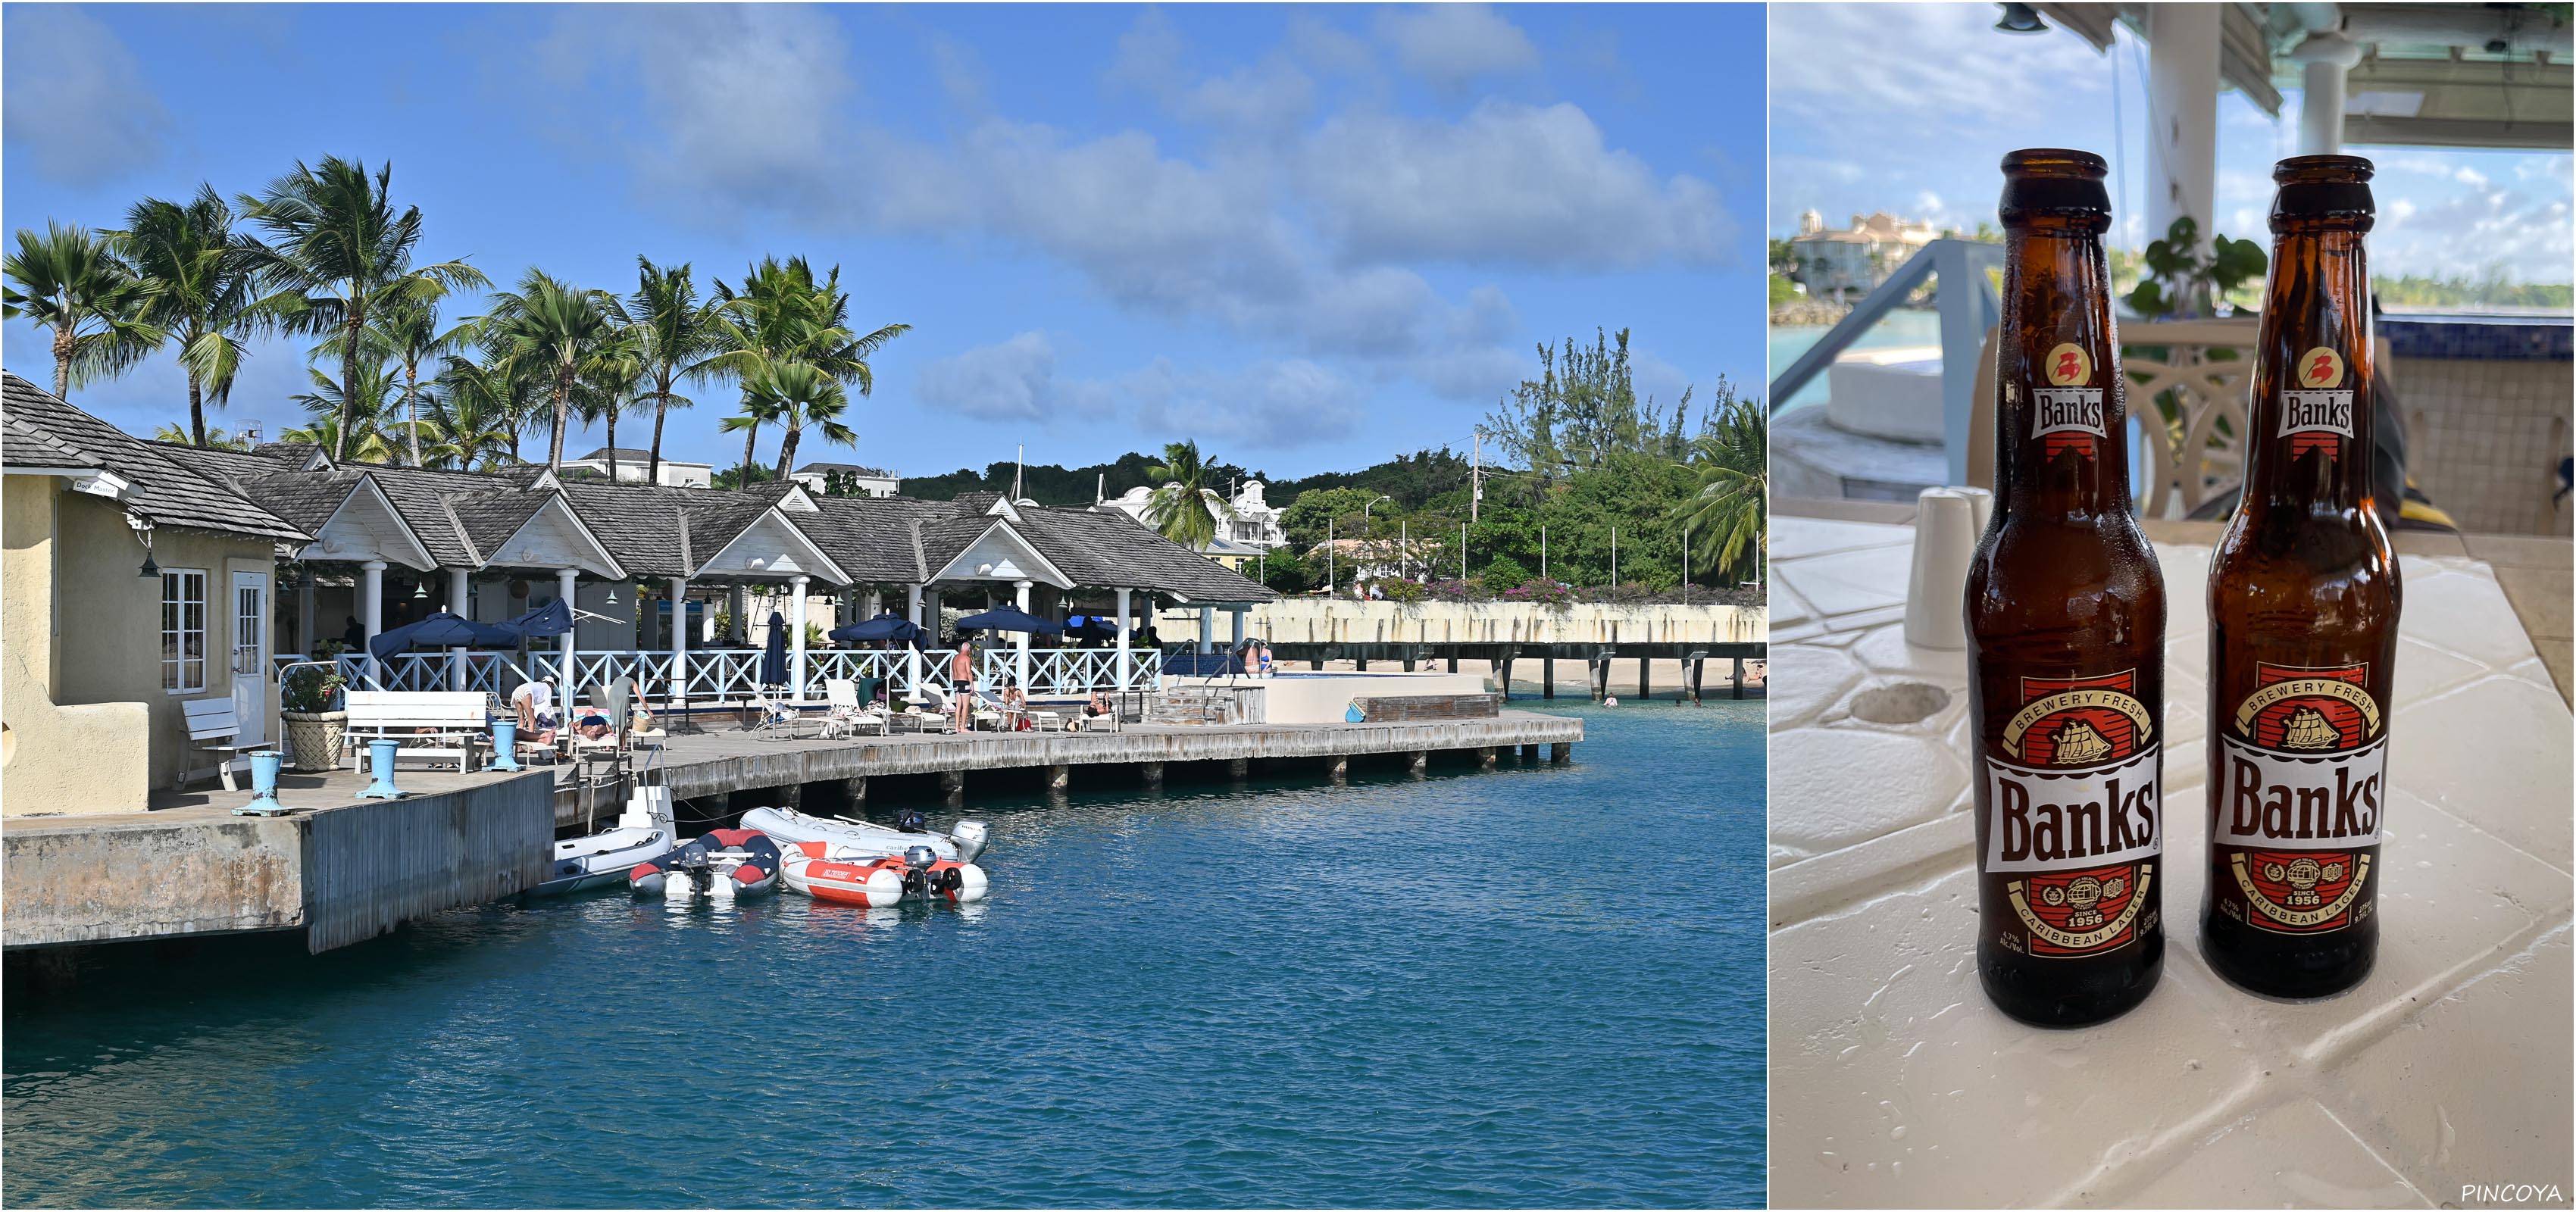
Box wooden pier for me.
[1255,642,1767,701]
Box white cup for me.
[1905,486,1988,651]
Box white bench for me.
[344,691,492,773]
[179,697,248,791]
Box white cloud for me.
[1771,2,2106,130]
[1129,358,1366,448]
[2,6,170,186]
[2455,166,2490,188]
[917,332,1083,423]
[1303,101,1736,269]
[1373,5,1539,89]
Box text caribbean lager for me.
[1966,149,2167,1026]
[2202,155,2399,998]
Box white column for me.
[1230,606,1246,646]
[2293,32,2362,156]
[296,573,316,656]
[1114,586,1133,692]
[447,567,470,690]
[789,575,811,700]
[1014,579,1033,691]
[556,568,580,695]
[905,583,925,695]
[1197,604,1214,654]
[2146,4,2219,263]
[728,584,748,647]
[360,560,386,679]
[670,576,690,707]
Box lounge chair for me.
[821,679,889,738]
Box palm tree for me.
[1144,440,1231,550]
[360,295,473,466]
[477,269,621,471]
[618,257,727,486]
[152,422,254,450]
[109,187,290,445]
[1676,398,1767,583]
[570,336,642,479]
[427,352,528,470]
[435,348,541,463]
[4,222,161,399]
[286,359,402,464]
[236,157,488,461]
[707,256,905,476]
[740,362,854,479]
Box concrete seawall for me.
[4,771,555,954]
[1163,601,1765,647]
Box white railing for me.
[333,645,1158,705]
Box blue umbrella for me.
[500,598,574,639]
[370,612,519,661]
[760,610,790,686]
[829,613,926,645]
[955,606,1064,635]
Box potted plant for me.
[280,664,349,773]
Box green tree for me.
[1279,485,1389,548]
[152,421,253,450]
[571,333,643,479]
[746,361,855,479]
[1143,440,1231,549]
[1482,328,1705,483]
[708,256,906,475]
[237,157,488,461]
[618,257,729,485]
[4,221,161,400]
[1677,396,1767,583]
[111,187,287,445]
[364,295,473,465]
[420,380,520,470]
[286,358,402,463]
[434,348,541,464]
[477,268,622,471]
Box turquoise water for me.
[3,701,1764,1208]
[1769,308,1944,413]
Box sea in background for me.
[4,699,1763,1208]
[1769,308,1945,413]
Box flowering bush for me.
[1500,578,1575,608]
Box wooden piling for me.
[1326,754,1349,785]
[1140,761,1165,792]
[1732,656,1745,700]
[1227,757,1250,782]
[1549,742,1572,764]
[1046,764,1070,792]
[1640,657,1651,702]
[1408,751,1428,777]
[1543,655,1555,700]
[1477,747,1498,770]
[842,776,868,806]
[940,769,965,807]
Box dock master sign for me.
[2215,661,2387,934]
[1982,670,2160,957]
[2031,342,2106,461]
[2278,345,2354,461]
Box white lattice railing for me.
[333,645,1156,704]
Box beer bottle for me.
[2202,155,2399,998]
[1965,148,2167,1027]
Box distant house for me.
[2,373,312,810]
[1096,479,1289,558]
[558,447,712,489]
[788,462,899,497]
[1787,210,1941,298]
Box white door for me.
[232,571,270,746]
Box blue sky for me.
[1771,3,2574,285]
[2,2,1767,479]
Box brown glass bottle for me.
[1965,149,2168,1027]
[2202,155,2399,999]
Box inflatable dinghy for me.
[533,786,678,897]
[780,840,990,907]
[740,805,988,864]
[629,829,782,900]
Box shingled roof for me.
[1,373,308,542]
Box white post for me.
[1114,586,1133,692]
[361,560,386,681]
[556,567,580,696]
[446,567,470,690]
[670,576,689,708]
[296,572,317,655]
[789,575,810,700]
[727,583,748,648]
[2146,4,2219,266]
[1197,604,1214,654]
[1014,579,1033,692]
[906,583,926,695]
[2293,33,2361,156]
[1230,606,1246,646]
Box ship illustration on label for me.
[2279,345,2353,461]
[1986,670,2160,958]
[2218,661,2387,934]
[2033,342,2105,461]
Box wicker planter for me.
[281,711,348,773]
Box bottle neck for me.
[2243,228,2374,516]
[1993,220,2131,522]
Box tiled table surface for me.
[1768,512,2574,1209]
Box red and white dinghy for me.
[780,840,989,907]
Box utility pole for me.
[1542,526,1548,582]
[1461,521,1468,581]
[1612,526,1618,586]
[1400,518,1408,582]
[1470,430,1482,523]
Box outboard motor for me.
[894,808,929,834]
[949,819,989,864]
